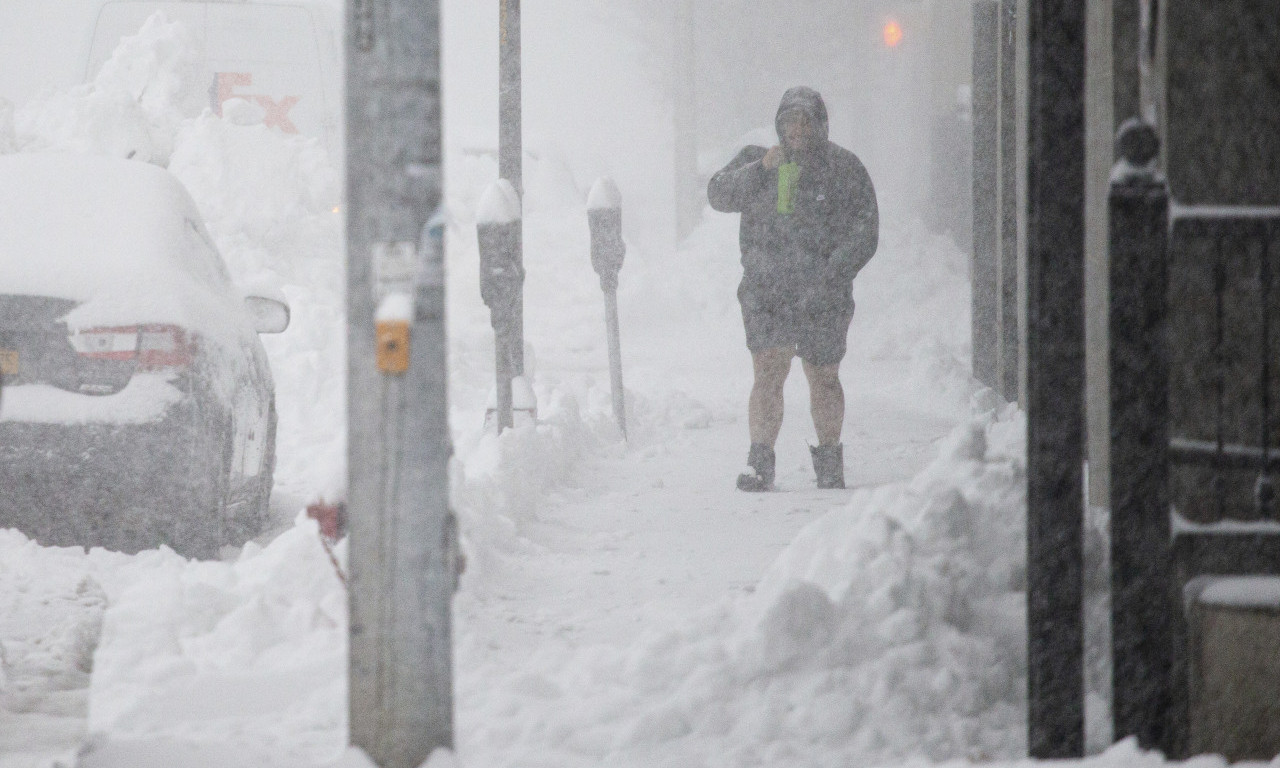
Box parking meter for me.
[588,177,625,291]
[477,180,524,431]
[587,177,627,438]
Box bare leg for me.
[802,360,844,446]
[749,347,794,446]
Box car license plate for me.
[0,349,17,376]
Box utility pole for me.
[499,0,521,196]
[346,0,455,765]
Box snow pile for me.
[726,408,1028,762]
[458,410,1028,766]
[454,385,617,584]
[87,515,347,763]
[13,12,199,164]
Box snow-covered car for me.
[0,153,289,558]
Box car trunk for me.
[0,294,136,395]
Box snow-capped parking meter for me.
[587,177,627,439]
[477,180,524,432]
[587,177,625,291]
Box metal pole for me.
[1108,119,1174,754]
[588,177,627,439]
[499,0,525,377]
[1026,0,1087,757]
[972,0,1000,391]
[603,290,626,438]
[499,0,521,196]
[998,0,1019,402]
[347,0,453,764]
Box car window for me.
[182,218,234,290]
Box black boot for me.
[736,443,776,492]
[810,443,845,489]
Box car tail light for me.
[69,324,194,370]
[137,325,194,369]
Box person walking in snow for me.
[707,86,879,491]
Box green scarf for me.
[776,162,800,215]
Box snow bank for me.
[13,13,198,164]
[454,385,618,586]
[457,410,1029,766]
[87,515,347,763]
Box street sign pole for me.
[346,0,454,765]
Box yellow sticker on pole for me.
[375,292,414,374]
[376,321,410,374]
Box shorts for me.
[738,282,854,366]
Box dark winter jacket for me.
[707,87,879,314]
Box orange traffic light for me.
[883,19,904,48]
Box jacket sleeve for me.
[827,158,880,283]
[707,146,769,213]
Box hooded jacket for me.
[707,87,879,314]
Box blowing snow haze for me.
[0,1,1106,767]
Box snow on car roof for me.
[0,152,239,334]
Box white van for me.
[86,0,342,159]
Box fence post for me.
[1108,117,1175,753]
[346,0,454,762]
[478,180,524,433]
[588,177,627,439]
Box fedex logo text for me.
[211,72,301,134]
